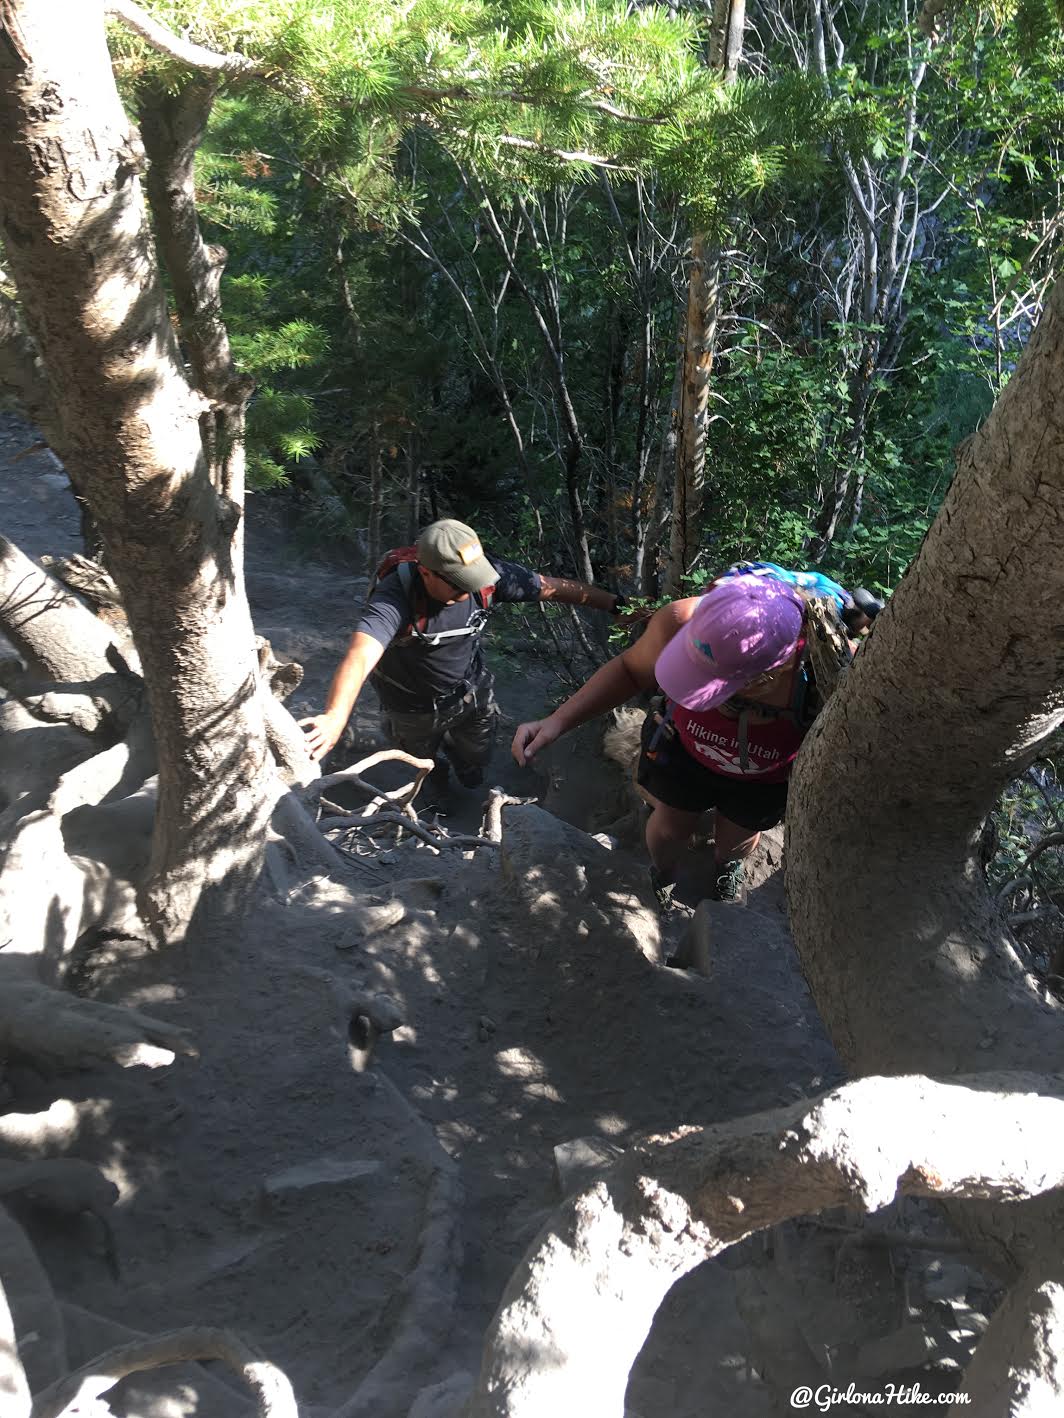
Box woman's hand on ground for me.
[511,717,562,766]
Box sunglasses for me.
[420,564,465,595]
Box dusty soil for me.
[0,417,994,1417]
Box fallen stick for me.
[309,751,435,817]
[325,812,494,852]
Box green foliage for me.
[102,1,1064,588]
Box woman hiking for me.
[511,574,820,907]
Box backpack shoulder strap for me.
[396,560,430,639]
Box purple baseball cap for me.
[655,574,805,712]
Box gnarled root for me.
[955,1260,1064,1416]
[0,1205,66,1397]
[28,1325,298,1418]
[0,979,196,1070]
[469,1073,1064,1418]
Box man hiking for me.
[511,573,826,906]
[300,518,630,786]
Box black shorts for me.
[636,712,789,831]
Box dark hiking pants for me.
[381,673,498,776]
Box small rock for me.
[477,1015,496,1042]
[262,1157,381,1198]
[341,898,406,945]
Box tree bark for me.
[0,536,137,693]
[663,0,745,597]
[786,269,1064,1272]
[664,233,721,594]
[0,0,272,942]
[955,1262,1064,1416]
[138,77,254,500]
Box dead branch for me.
[328,812,494,853]
[104,1,271,77]
[262,690,319,787]
[468,1073,1064,1418]
[462,788,536,861]
[309,750,435,817]
[1020,831,1064,872]
[29,1325,298,1418]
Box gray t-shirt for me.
[357,554,542,710]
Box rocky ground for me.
[0,415,998,1416]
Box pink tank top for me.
[670,652,808,783]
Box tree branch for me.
[105,1,270,78]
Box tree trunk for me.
[786,268,1064,1273]
[663,0,745,597]
[805,335,879,562]
[366,432,383,577]
[641,358,682,598]
[0,0,271,943]
[664,233,720,595]
[138,77,254,499]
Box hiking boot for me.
[421,760,450,806]
[448,756,484,789]
[650,866,678,913]
[709,856,746,904]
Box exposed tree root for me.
[479,789,536,846]
[0,811,94,974]
[0,1101,82,1156]
[468,1073,1064,1417]
[0,979,196,1070]
[956,1262,1064,1416]
[0,1261,31,1418]
[263,689,319,787]
[307,749,435,819]
[0,1159,117,1219]
[58,1303,261,1417]
[28,1325,299,1418]
[334,1071,463,1418]
[0,537,139,724]
[327,812,494,853]
[0,1205,66,1397]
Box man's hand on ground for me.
[298,713,343,761]
[511,717,562,766]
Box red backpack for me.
[371,546,496,645]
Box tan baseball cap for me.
[416,519,500,593]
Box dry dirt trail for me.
[0,417,993,1417]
